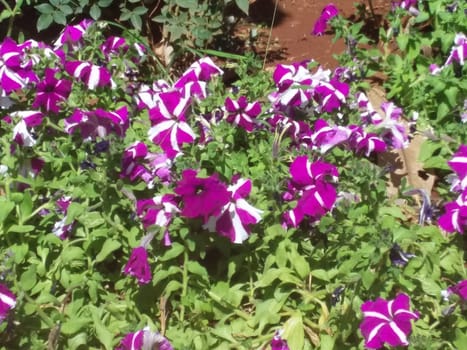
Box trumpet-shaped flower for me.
[52,196,74,239]
[204,177,263,243]
[32,68,72,113]
[54,19,93,49]
[360,293,419,349]
[117,327,173,350]
[312,3,339,36]
[0,284,16,324]
[148,90,196,158]
[447,144,467,191]
[123,246,151,284]
[271,329,290,350]
[224,96,261,132]
[438,188,467,234]
[175,169,230,221]
[445,33,466,66]
[64,106,129,139]
[65,60,112,90]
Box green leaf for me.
[0,199,15,223]
[89,4,101,20]
[436,101,450,121]
[8,224,35,233]
[98,0,113,7]
[176,0,197,9]
[132,6,148,15]
[283,312,305,350]
[19,191,33,221]
[319,334,336,350]
[159,242,184,261]
[235,0,249,15]
[53,10,67,25]
[130,14,142,30]
[59,4,73,15]
[61,246,85,264]
[61,318,91,335]
[35,3,54,14]
[0,9,13,23]
[66,202,85,224]
[91,310,113,350]
[20,265,37,291]
[95,239,121,263]
[396,34,409,51]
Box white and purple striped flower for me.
[64,106,129,139]
[117,327,173,350]
[54,19,93,50]
[8,110,44,147]
[148,90,196,158]
[360,293,419,349]
[204,177,263,244]
[52,196,74,240]
[0,284,15,324]
[444,33,466,67]
[65,60,112,90]
[224,96,261,132]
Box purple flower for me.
[438,188,467,234]
[117,328,173,350]
[389,243,415,267]
[445,33,466,66]
[360,293,419,349]
[271,329,290,350]
[311,119,352,154]
[148,90,196,158]
[0,284,16,324]
[312,4,339,36]
[52,196,74,239]
[314,79,349,113]
[9,110,44,147]
[65,60,112,90]
[204,177,263,243]
[64,106,129,139]
[123,246,152,284]
[54,19,93,49]
[134,81,171,109]
[224,96,261,132]
[175,169,230,222]
[100,36,128,58]
[447,144,467,191]
[32,68,72,113]
[283,156,338,227]
[448,280,467,301]
[348,125,387,157]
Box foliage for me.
[0,1,466,350]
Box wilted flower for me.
[0,284,16,324]
[123,246,151,285]
[312,3,339,36]
[360,293,419,349]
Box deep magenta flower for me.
[312,3,339,36]
[360,293,419,349]
[224,96,261,132]
[9,110,44,147]
[271,329,290,350]
[148,90,196,158]
[117,328,173,350]
[52,196,74,239]
[64,106,129,139]
[348,125,387,157]
[311,119,352,154]
[175,169,230,221]
[447,144,467,191]
[204,177,263,243]
[100,36,128,58]
[445,33,466,66]
[54,19,93,49]
[314,79,349,112]
[65,60,112,90]
[123,246,151,284]
[447,280,467,301]
[438,188,467,234]
[136,194,179,233]
[32,68,72,113]
[0,284,16,324]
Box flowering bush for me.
[0,2,466,349]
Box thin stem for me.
[263,0,279,69]
[179,248,188,322]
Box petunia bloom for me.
[224,96,261,132]
[203,177,263,243]
[32,68,72,113]
[117,327,173,350]
[52,196,74,239]
[360,293,419,349]
[123,246,152,284]
[438,188,467,234]
[0,284,16,324]
[65,60,112,90]
[271,329,290,350]
[312,3,339,36]
[448,280,467,301]
[54,19,93,50]
[175,169,230,222]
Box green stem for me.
[180,248,189,322]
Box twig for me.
[262,0,279,69]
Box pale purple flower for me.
[148,90,196,158]
[64,106,129,139]
[204,177,263,243]
[376,102,408,149]
[32,68,72,113]
[0,284,16,324]
[429,63,442,75]
[52,196,74,239]
[117,327,173,350]
[65,60,112,90]
[54,19,93,50]
[360,293,419,349]
[271,329,290,350]
[123,246,151,284]
[175,169,230,222]
[312,3,339,36]
[224,96,261,132]
[311,119,352,154]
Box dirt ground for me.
[241,0,392,69]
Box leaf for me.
[132,6,148,15]
[130,14,142,31]
[319,334,336,350]
[436,101,450,121]
[61,246,84,264]
[91,310,113,350]
[159,242,184,261]
[89,4,101,20]
[53,11,67,25]
[235,0,249,15]
[61,318,91,335]
[98,0,113,7]
[176,0,197,9]
[283,312,305,350]
[66,202,85,224]
[0,9,13,23]
[95,239,121,263]
[20,265,37,291]
[0,198,14,223]
[35,3,54,14]
[19,191,33,221]
[8,224,35,233]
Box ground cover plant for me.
[0,0,466,349]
